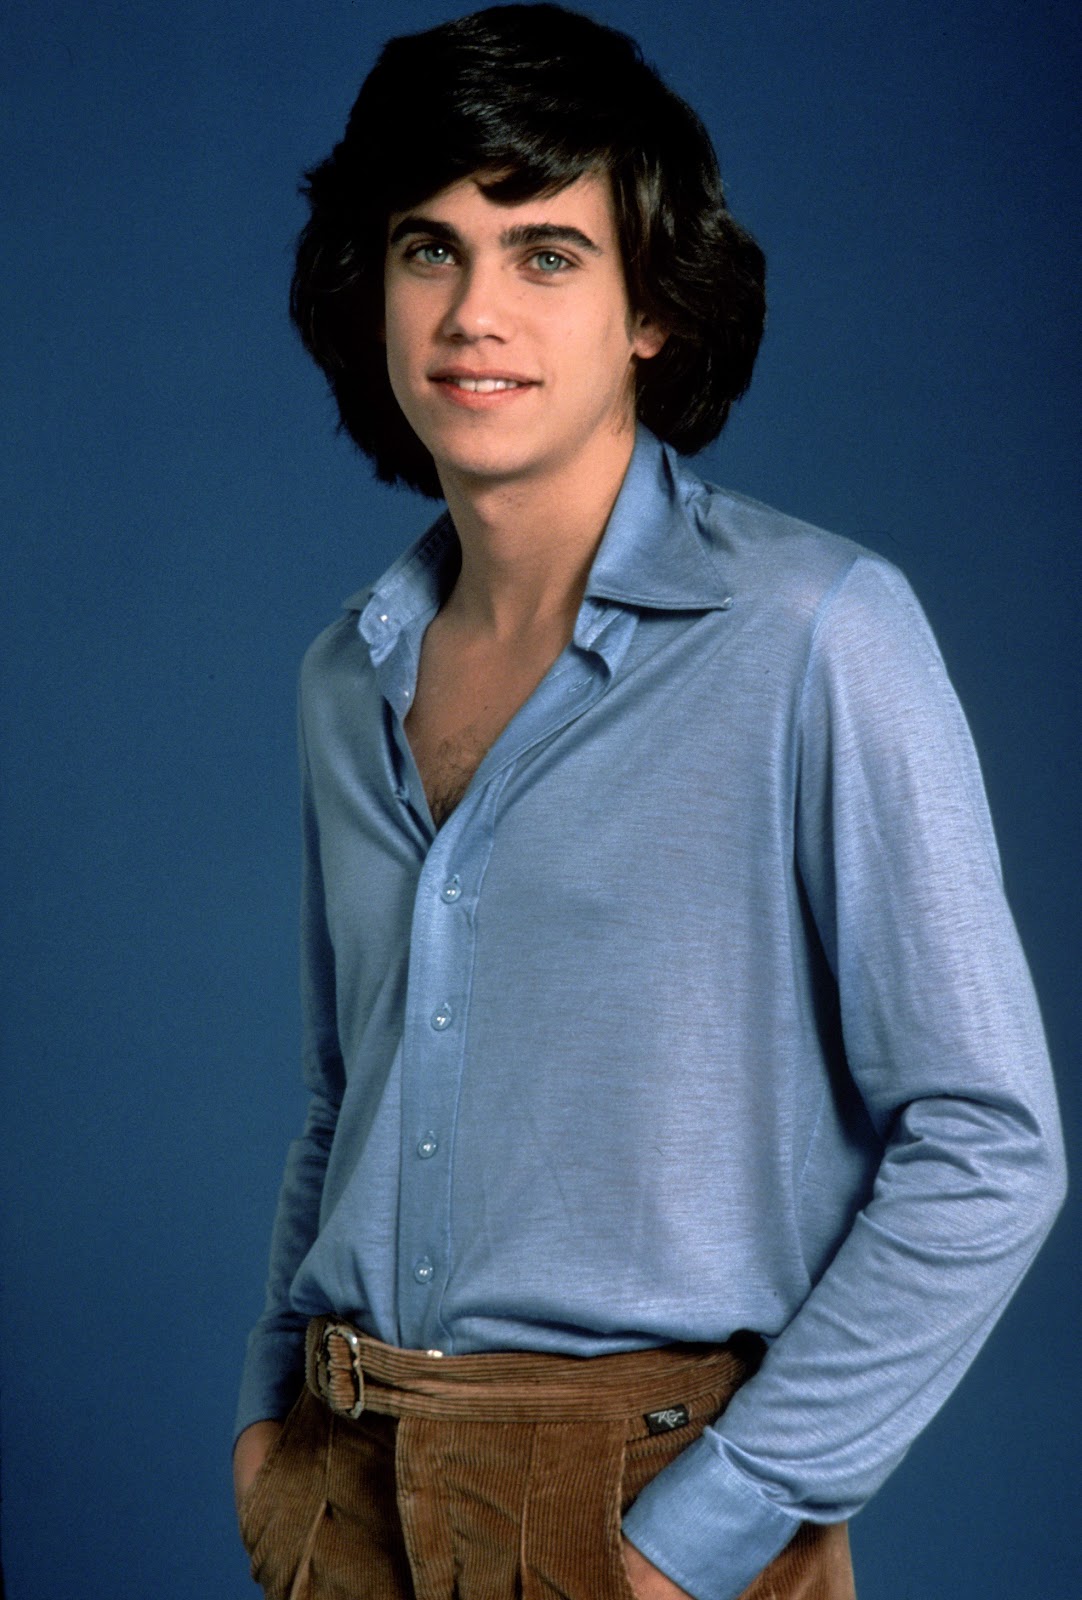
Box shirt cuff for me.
[233,1325,307,1445]
[621,1431,803,1600]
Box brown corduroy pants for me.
[238,1319,855,1600]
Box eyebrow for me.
[388,216,603,255]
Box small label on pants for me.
[643,1404,690,1435]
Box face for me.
[383,172,666,492]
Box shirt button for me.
[431,1004,453,1030]
[425,1348,444,1358]
[441,876,462,903]
[413,1257,435,1284]
[417,1132,439,1159]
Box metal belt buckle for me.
[318,1321,366,1419]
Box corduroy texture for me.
[238,1322,854,1599]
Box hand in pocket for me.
[233,1419,285,1522]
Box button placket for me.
[396,814,481,1349]
[394,640,617,1350]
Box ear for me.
[631,314,668,361]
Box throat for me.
[403,594,583,828]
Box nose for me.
[440,257,511,342]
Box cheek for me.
[584,316,640,394]
[383,275,427,348]
[558,305,631,368]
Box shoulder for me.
[674,458,931,654]
[296,584,384,742]
[299,604,368,692]
[681,464,888,608]
[299,510,455,701]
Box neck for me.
[436,427,636,640]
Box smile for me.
[436,376,534,393]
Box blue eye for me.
[533,251,569,273]
[413,243,453,266]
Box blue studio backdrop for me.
[2,2,1078,1596]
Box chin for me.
[427,438,545,486]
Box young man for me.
[234,7,1065,1598]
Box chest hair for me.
[418,725,493,827]
[405,600,578,827]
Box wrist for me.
[621,1535,694,1600]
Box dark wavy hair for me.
[290,4,766,498]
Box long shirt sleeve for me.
[621,555,1066,1597]
[235,719,345,1435]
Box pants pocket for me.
[738,1520,856,1600]
[619,1408,856,1600]
[240,1389,331,1600]
[614,1406,720,1600]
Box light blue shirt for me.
[238,428,1064,1600]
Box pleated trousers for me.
[238,1320,855,1600]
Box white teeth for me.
[447,377,522,392]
